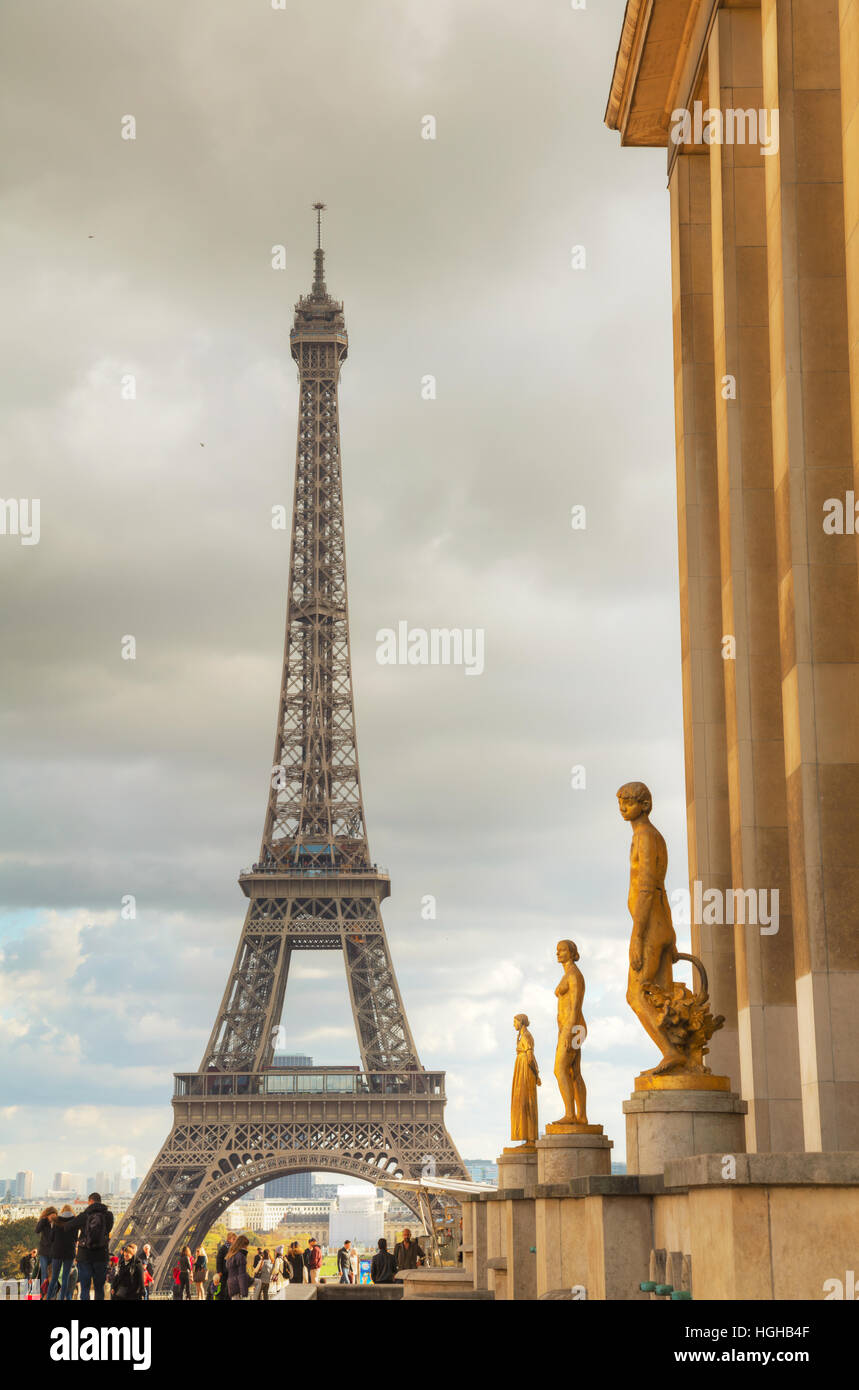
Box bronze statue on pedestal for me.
[617,781,724,1076]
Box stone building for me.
[450,1,859,1302]
[606,0,859,1157]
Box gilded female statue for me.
[553,939,588,1125]
[510,1013,541,1145]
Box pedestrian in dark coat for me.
[370,1237,397,1284]
[35,1207,58,1287]
[287,1242,304,1283]
[49,1205,78,1299]
[216,1233,235,1301]
[226,1236,250,1300]
[177,1245,193,1300]
[111,1246,144,1301]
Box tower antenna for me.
[311,202,327,295]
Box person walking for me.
[304,1237,322,1285]
[48,1205,78,1300]
[216,1231,235,1301]
[337,1240,352,1284]
[193,1246,208,1300]
[177,1245,193,1300]
[20,1249,37,1285]
[70,1193,114,1302]
[67,1260,80,1300]
[370,1237,397,1284]
[111,1244,144,1301]
[35,1206,58,1290]
[253,1249,273,1300]
[226,1235,250,1301]
[393,1228,425,1272]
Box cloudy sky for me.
[0,0,687,1193]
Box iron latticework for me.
[114,211,467,1284]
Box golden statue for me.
[510,1013,541,1145]
[618,781,724,1076]
[553,940,589,1125]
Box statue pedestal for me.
[497,1144,538,1191]
[623,1075,747,1175]
[536,1124,613,1184]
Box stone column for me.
[669,150,738,1086]
[842,0,859,508]
[706,2,803,1152]
[459,1195,489,1292]
[761,0,859,1150]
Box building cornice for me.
[606,0,720,151]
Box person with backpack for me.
[48,1204,78,1300]
[19,1249,36,1280]
[35,1206,58,1289]
[111,1244,144,1301]
[370,1237,397,1284]
[70,1192,114,1301]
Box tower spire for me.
[312,200,327,297]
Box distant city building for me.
[130,1177,140,1194]
[311,1181,339,1200]
[94,1171,113,1197]
[272,1053,313,1068]
[53,1172,86,1195]
[265,1172,312,1200]
[15,1171,33,1200]
[465,1159,498,1185]
[329,1185,384,1251]
[86,1177,95,1195]
[611,1162,627,1175]
[382,1194,415,1221]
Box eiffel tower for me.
[115,207,467,1285]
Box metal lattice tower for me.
[114,210,467,1283]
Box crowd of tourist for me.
[21,1192,427,1300]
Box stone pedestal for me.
[624,1077,747,1175]
[497,1144,538,1190]
[537,1124,613,1184]
[397,1269,492,1301]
